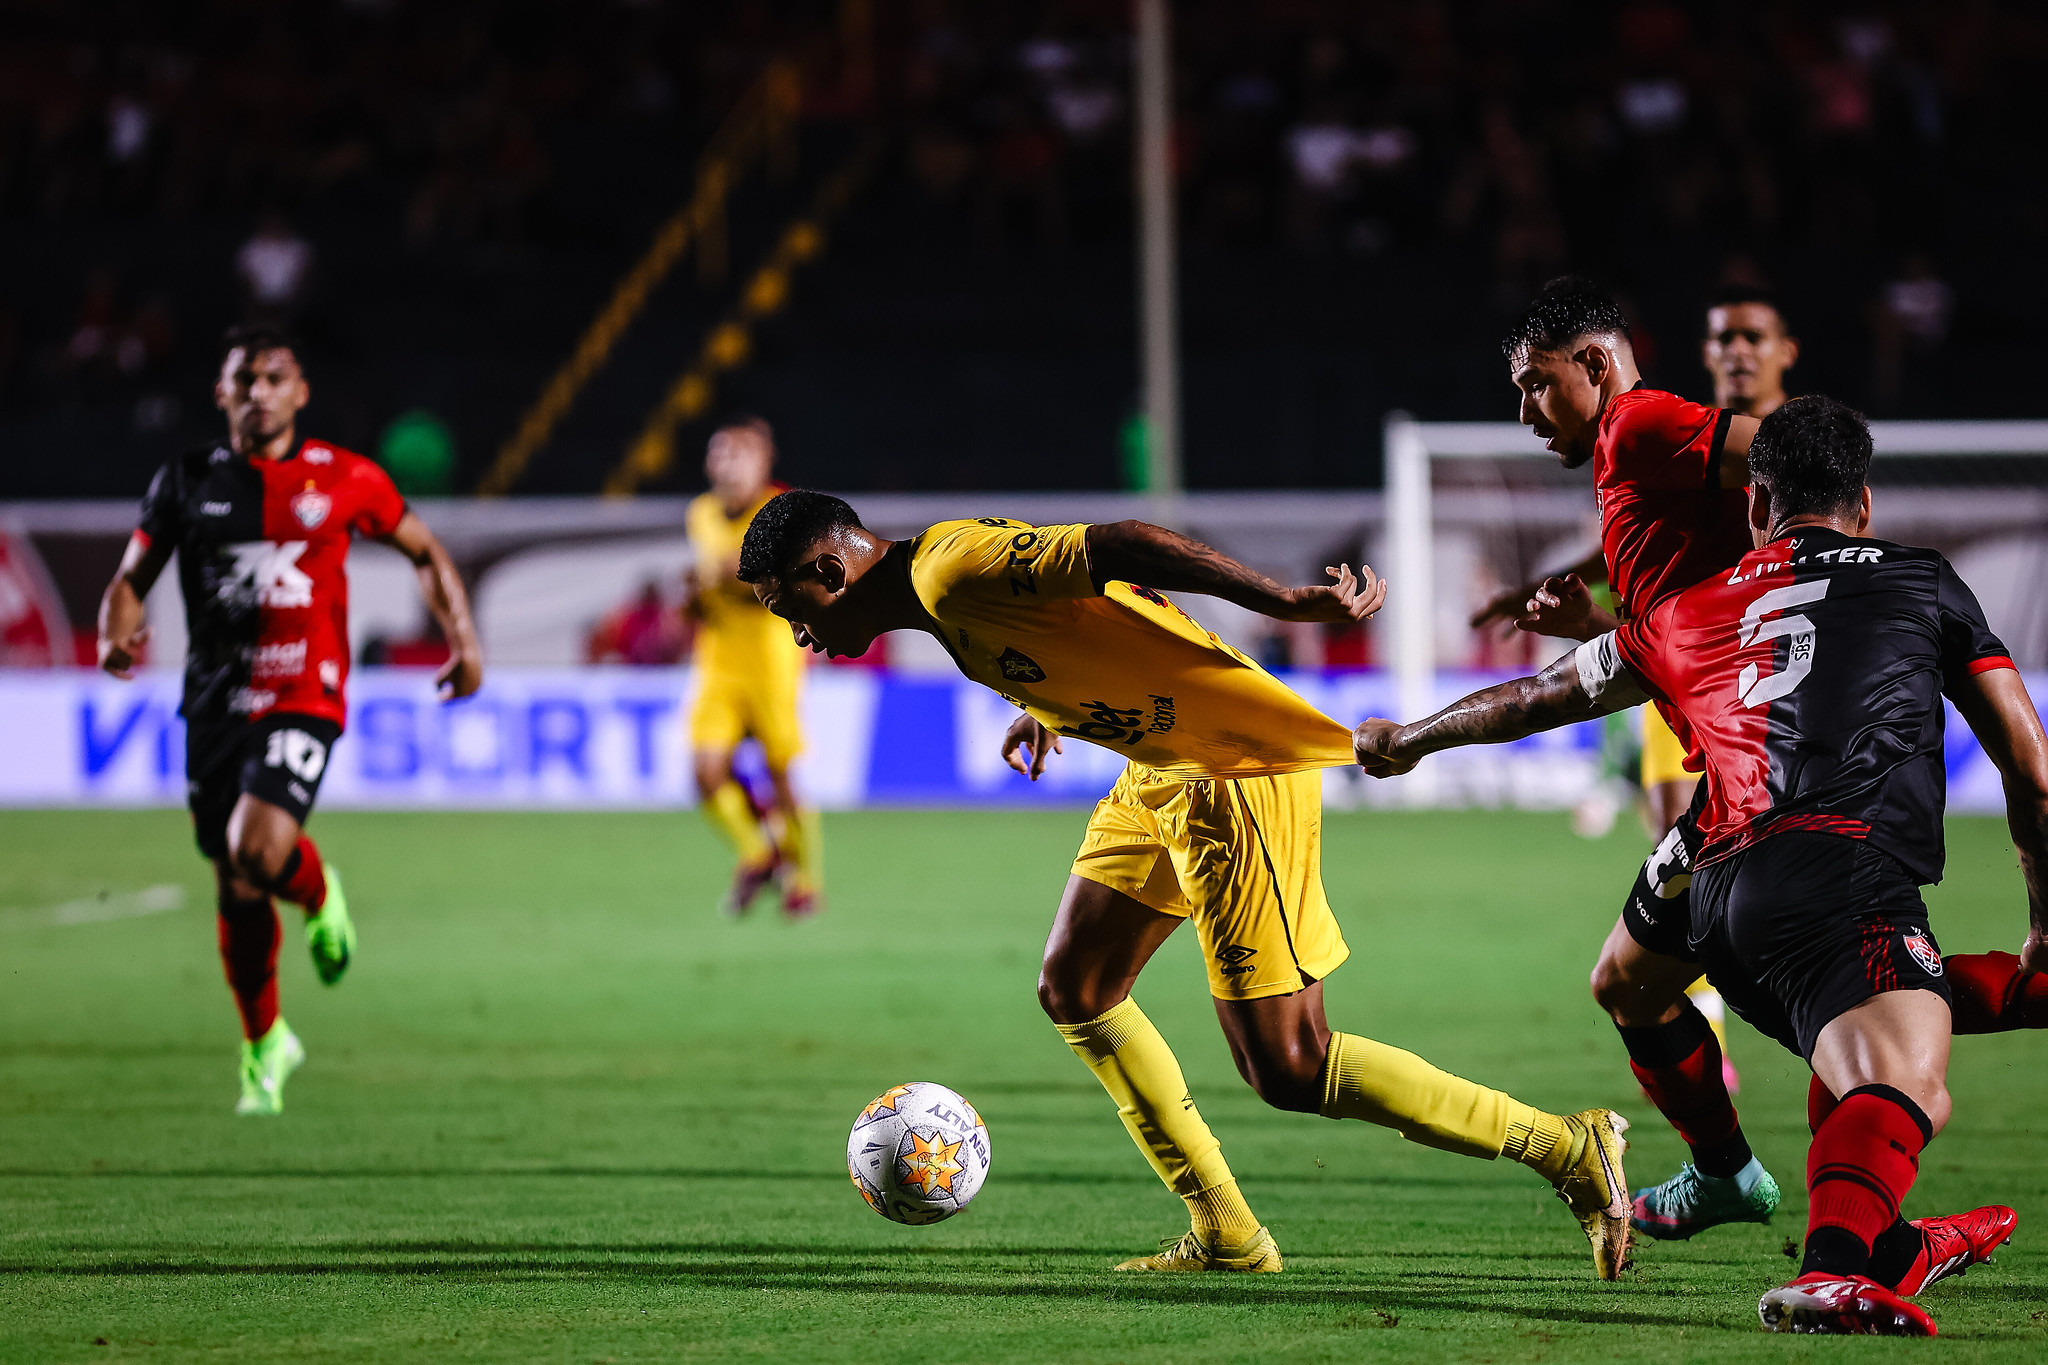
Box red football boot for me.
[1891,1206,2018,1297]
[1758,1273,1937,1336]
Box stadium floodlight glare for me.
[1381,413,2048,804]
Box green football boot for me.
[1632,1157,1780,1240]
[236,1018,305,1116]
[305,863,354,985]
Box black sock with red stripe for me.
[272,835,327,915]
[1802,1085,1932,1278]
[1618,1002,1753,1177]
[1946,951,2048,1033]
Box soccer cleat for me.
[1759,1273,1937,1335]
[1550,1109,1632,1279]
[304,864,354,985]
[719,855,780,919]
[781,885,823,920]
[1891,1205,2017,1297]
[1631,1157,1780,1240]
[1112,1226,1282,1273]
[235,1018,305,1116]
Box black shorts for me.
[1620,785,1707,961]
[1688,833,1952,1061]
[186,712,342,860]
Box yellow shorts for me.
[689,668,804,770]
[1640,703,1695,790]
[1071,764,1349,1001]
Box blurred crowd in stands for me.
[2,0,2044,496]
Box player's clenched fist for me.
[1000,711,1062,781]
[1352,717,1416,777]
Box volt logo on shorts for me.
[265,728,329,782]
[1216,943,1257,976]
[1902,931,1943,977]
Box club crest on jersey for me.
[996,647,1045,684]
[1902,931,1943,977]
[291,483,331,530]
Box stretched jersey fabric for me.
[906,519,1355,779]
[687,488,802,686]
[1590,527,2013,883]
[134,440,406,727]
[1594,386,1752,621]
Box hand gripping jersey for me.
[1594,387,1754,621]
[907,519,1355,780]
[1581,527,2014,883]
[686,487,803,686]
[135,440,406,727]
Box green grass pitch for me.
[3,806,2045,1363]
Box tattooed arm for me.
[1354,635,1652,776]
[1084,520,1386,624]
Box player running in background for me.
[96,327,482,1115]
[738,492,1635,1279]
[1357,396,2040,1334]
[682,418,819,918]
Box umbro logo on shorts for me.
[1216,943,1257,975]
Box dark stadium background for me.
[4,0,2046,502]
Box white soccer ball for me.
[846,1081,992,1225]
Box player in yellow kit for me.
[738,490,1634,1278]
[682,419,820,917]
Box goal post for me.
[1381,413,2048,804]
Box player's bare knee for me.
[227,833,288,887]
[1234,1036,1327,1114]
[1036,966,1118,1025]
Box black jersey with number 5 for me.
[1592,527,2013,883]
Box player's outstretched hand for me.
[1285,563,1387,623]
[1471,583,1534,634]
[2021,926,2048,978]
[1515,573,1599,639]
[436,649,484,702]
[1353,717,1417,778]
[1001,712,1062,781]
[98,625,150,680]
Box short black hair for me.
[1706,288,1791,333]
[737,489,863,584]
[1748,395,1871,521]
[220,324,300,368]
[1501,276,1631,359]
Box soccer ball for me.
[846,1081,991,1225]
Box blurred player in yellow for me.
[738,491,1633,1279]
[683,418,820,918]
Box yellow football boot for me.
[1550,1108,1632,1279]
[1113,1226,1282,1273]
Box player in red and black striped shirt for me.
[97,327,483,1115]
[1359,397,2045,1333]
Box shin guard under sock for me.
[1946,951,2048,1032]
[217,895,281,1039]
[1320,1031,1525,1161]
[1053,998,1249,1237]
[272,835,327,913]
[1617,1002,1752,1177]
[1802,1085,1932,1277]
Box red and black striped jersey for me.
[134,439,406,728]
[1589,527,2013,884]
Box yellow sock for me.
[1054,997,1254,1240]
[1500,1104,1578,1182]
[1688,980,1731,1050]
[702,782,771,867]
[777,803,823,892]
[1319,1030,1524,1160]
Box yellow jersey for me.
[687,489,803,682]
[907,519,1354,780]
